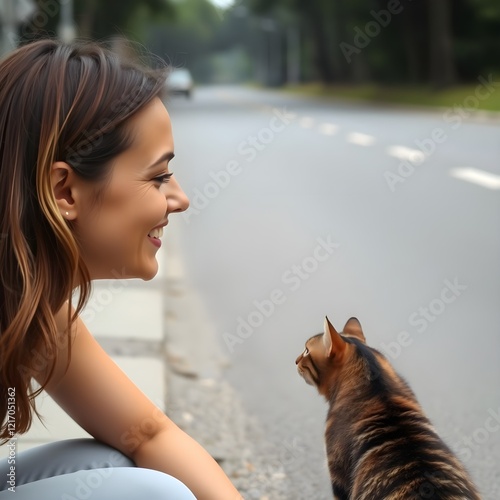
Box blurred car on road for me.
[165,68,194,99]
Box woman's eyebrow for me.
[147,151,175,169]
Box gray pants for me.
[0,439,196,499]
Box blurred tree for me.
[469,0,500,19]
[395,0,427,84]
[428,0,456,88]
[15,0,59,43]
[244,0,500,87]
[297,0,337,83]
[15,0,175,43]
[75,0,175,40]
[13,0,500,87]
[145,0,222,81]
[454,0,500,80]
[248,0,339,83]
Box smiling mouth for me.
[148,226,164,239]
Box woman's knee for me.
[125,468,196,500]
[0,467,196,500]
[5,439,134,488]
[81,467,195,500]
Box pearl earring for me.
[65,212,69,216]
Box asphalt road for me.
[165,85,500,499]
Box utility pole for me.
[58,0,76,43]
[260,17,279,87]
[286,25,300,85]
[0,0,16,57]
[428,0,456,88]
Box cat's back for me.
[296,317,480,499]
[335,340,481,499]
[349,396,480,499]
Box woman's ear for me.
[51,161,78,220]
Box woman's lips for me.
[148,235,161,248]
[147,222,167,248]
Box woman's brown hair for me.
[0,38,167,443]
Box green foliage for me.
[242,0,500,86]
[172,0,221,42]
[72,0,176,40]
[144,0,223,80]
[285,82,500,111]
[16,0,500,87]
[468,0,500,21]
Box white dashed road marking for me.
[280,109,497,192]
[450,168,500,190]
[346,132,376,146]
[387,145,426,164]
[318,123,339,136]
[299,116,315,129]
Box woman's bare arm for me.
[38,305,242,500]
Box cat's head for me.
[295,316,368,398]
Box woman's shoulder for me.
[53,301,76,333]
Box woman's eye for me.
[304,348,309,356]
[152,172,173,184]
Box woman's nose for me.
[166,176,190,213]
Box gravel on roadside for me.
[166,370,291,500]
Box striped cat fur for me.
[295,316,480,500]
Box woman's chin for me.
[140,261,159,281]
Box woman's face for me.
[74,97,189,281]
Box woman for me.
[0,39,242,499]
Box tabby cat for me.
[295,316,480,500]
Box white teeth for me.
[148,227,163,239]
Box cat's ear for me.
[342,317,365,343]
[323,316,346,358]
